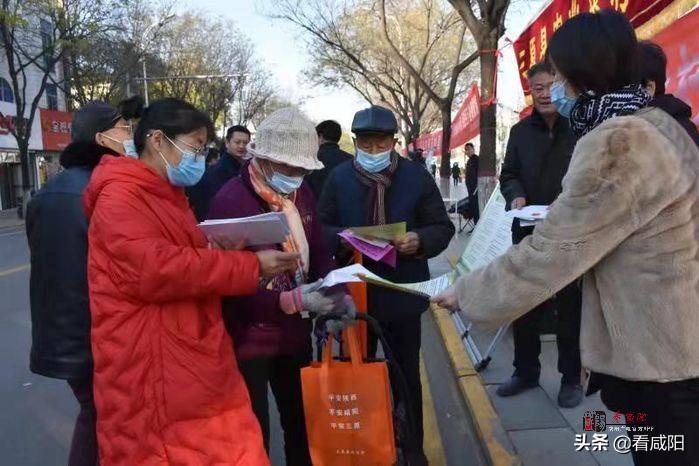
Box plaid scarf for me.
[570,85,651,137]
[353,152,400,225]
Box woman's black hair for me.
[547,9,641,94]
[134,98,214,153]
[118,95,145,121]
[639,41,667,95]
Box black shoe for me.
[496,376,538,397]
[558,383,583,408]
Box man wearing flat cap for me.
[26,98,140,466]
[318,105,454,464]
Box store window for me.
[40,19,55,73]
[0,78,12,103]
[46,84,58,110]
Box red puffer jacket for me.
[83,156,269,466]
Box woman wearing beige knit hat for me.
[208,107,356,465]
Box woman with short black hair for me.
[83,98,300,465]
[435,10,699,466]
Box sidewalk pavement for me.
[429,184,634,466]
[0,209,24,230]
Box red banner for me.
[449,84,481,149]
[651,8,698,125]
[513,0,674,93]
[40,109,73,152]
[414,84,480,156]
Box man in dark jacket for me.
[26,100,138,466]
[306,120,352,199]
[640,40,699,146]
[318,105,454,465]
[451,162,461,186]
[499,62,583,408]
[187,125,251,221]
[464,142,479,224]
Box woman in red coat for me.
[83,98,300,465]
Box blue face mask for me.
[122,139,138,158]
[550,80,577,118]
[268,171,304,195]
[158,136,206,187]
[356,148,391,173]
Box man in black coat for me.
[640,40,699,146]
[318,106,454,465]
[306,120,352,199]
[464,142,479,224]
[26,100,139,466]
[499,62,583,408]
[187,125,251,221]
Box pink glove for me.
[280,287,303,315]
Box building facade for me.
[0,17,69,211]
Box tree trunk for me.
[19,138,31,212]
[439,103,451,178]
[477,35,498,209]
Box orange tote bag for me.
[301,326,396,466]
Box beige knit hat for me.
[247,107,323,171]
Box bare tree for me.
[65,0,175,107]
[0,0,107,199]
[376,0,479,175]
[269,0,474,164]
[447,0,511,204]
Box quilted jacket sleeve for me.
[90,183,260,304]
[454,115,691,328]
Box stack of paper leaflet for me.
[198,212,290,246]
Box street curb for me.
[430,303,522,466]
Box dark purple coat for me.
[207,163,336,360]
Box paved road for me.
[0,222,483,465]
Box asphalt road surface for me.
[0,222,483,465]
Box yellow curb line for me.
[420,354,447,466]
[0,264,30,277]
[431,304,522,466]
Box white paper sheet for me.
[319,264,380,288]
[504,205,549,222]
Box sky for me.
[182,0,549,129]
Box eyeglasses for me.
[166,135,208,160]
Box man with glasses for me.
[498,61,583,408]
[26,99,141,466]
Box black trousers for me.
[367,314,427,466]
[511,229,582,384]
[600,377,699,466]
[67,377,99,466]
[468,192,479,224]
[238,350,313,466]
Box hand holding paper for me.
[393,232,420,256]
[505,205,549,222]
